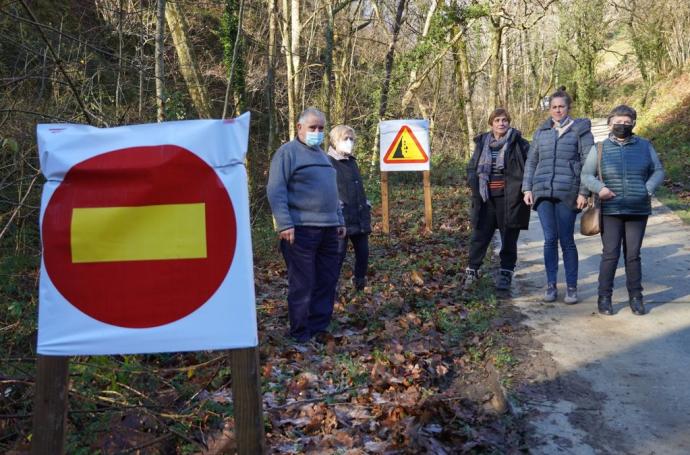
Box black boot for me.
[597,295,613,315]
[629,295,646,315]
[354,276,367,291]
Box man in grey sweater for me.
[267,107,346,342]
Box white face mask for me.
[336,138,354,155]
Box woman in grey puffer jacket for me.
[522,88,594,304]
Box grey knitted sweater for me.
[267,138,344,232]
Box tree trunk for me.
[267,0,277,151]
[116,0,123,119]
[400,0,437,111]
[370,0,407,169]
[222,0,247,117]
[138,0,145,118]
[280,0,296,136]
[323,0,334,126]
[452,26,475,157]
[155,0,165,122]
[290,0,301,114]
[501,31,510,107]
[165,0,212,118]
[488,17,502,109]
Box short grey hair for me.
[607,104,637,124]
[297,107,325,124]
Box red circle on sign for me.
[42,145,237,328]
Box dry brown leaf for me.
[410,270,425,286]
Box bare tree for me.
[155,0,166,122]
[166,0,212,118]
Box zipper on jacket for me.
[549,130,558,198]
[620,142,627,199]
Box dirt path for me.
[510,125,690,454]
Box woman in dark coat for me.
[328,125,372,291]
[522,88,594,304]
[581,105,664,316]
[464,108,531,291]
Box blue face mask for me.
[305,131,324,147]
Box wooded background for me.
[2,0,690,241]
[1,0,690,452]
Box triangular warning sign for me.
[383,125,429,163]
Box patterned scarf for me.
[477,128,513,202]
[553,116,574,137]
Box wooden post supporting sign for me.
[31,351,266,454]
[423,170,432,232]
[379,119,432,234]
[381,171,390,234]
[230,347,266,454]
[31,355,70,455]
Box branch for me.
[222,0,245,119]
[0,172,39,245]
[401,28,464,109]
[18,0,98,125]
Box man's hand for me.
[598,187,616,200]
[523,191,534,206]
[279,228,295,244]
[337,226,347,239]
[576,194,588,210]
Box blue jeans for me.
[280,226,342,341]
[536,199,578,287]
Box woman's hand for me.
[599,187,616,200]
[523,191,534,206]
[576,194,588,209]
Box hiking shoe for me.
[629,296,646,315]
[463,268,479,290]
[564,286,578,304]
[495,269,513,291]
[597,295,613,315]
[543,283,557,302]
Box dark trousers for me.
[468,196,520,271]
[339,233,369,280]
[280,226,342,341]
[536,199,579,287]
[598,214,648,298]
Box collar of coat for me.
[473,128,523,145]
[536,117,592,136]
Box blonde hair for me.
[329,124,356,145]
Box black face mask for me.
[611,124,634,139]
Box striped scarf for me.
[477,128,513,202]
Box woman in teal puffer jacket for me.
[581,104,664,316]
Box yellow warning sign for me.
[382,125,429,163]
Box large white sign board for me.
[37,114,258,355]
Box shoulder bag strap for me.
[593,141,604,207]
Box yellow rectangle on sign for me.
[71,203,207,263]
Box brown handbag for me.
[580,142,603,236]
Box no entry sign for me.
[37,114,257,355]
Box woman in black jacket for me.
[328,125,372,291]
[465,108,531,291]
